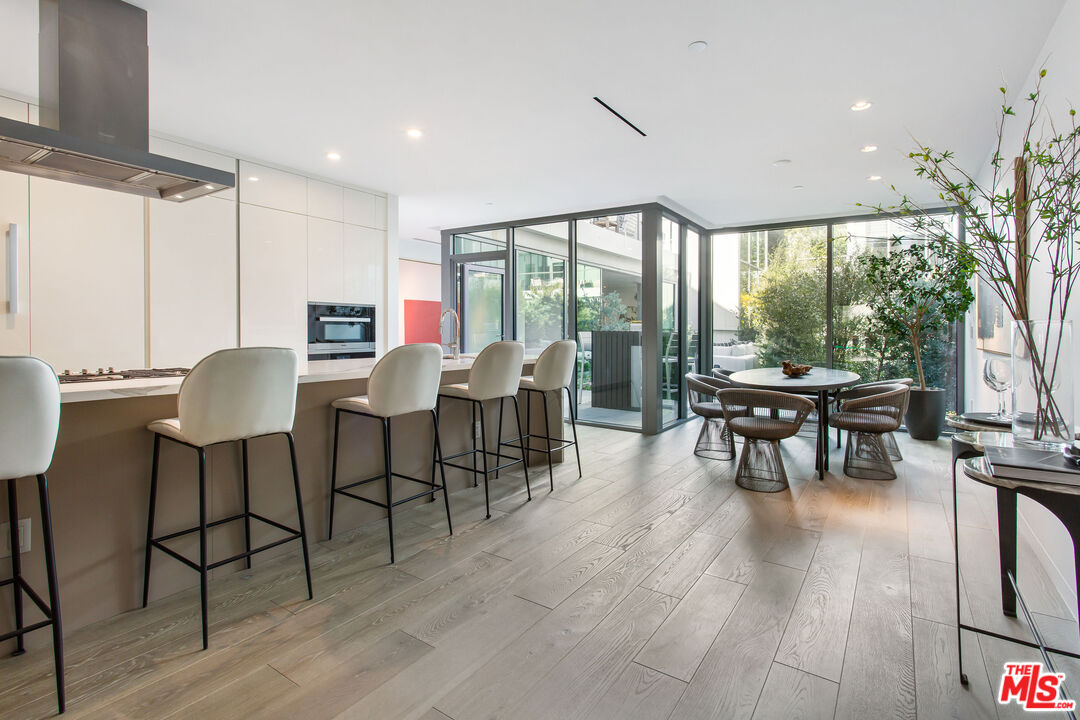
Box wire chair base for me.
[734,437,789,493]
[695,417,735,461]
[844,431,897,480]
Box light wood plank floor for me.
[2,420,1078,719]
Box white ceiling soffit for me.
[0,0,1066,241]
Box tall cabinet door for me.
[30,179,145,372]
[149,196,238,367]
[0,96,29,356]
[239,204,308,367]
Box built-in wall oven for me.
[307,303,376,360]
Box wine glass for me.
[982,357,1012,420]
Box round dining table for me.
[727,367,861,479]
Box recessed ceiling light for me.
[175,194,183,200]
[772,159,792,167]
[326,151,341,161]
[204,184,214,190]
[486,202,495,206]
[866,174,882,181]
[793,185,805,190]
[851,100,872,112]
[688,40,708,53]
[406,128,423,139]
[248,176,259,182]
[860,144,878,153]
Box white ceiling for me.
[0,0,1067,241]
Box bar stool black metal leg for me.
[525,390,532,468]
[142,433,160,608]
[512,395,532,502]
[478,401,491,518]
[495,398,505,480]
[8,477,24,656]
[429,398,440,503]
[383,418,396,562]
[197,447,209,650]
[286,432,313,599]
[565,386,582,478]
[470,401,478,487]
[541,390,554,491]
[241,439,252,570]
[36,473,64,713]
[431,409,452,535]
[328,409,341,538]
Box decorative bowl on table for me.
[781,360,813,377]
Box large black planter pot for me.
[905,387,946,441]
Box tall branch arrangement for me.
[862,240,975,390]
[864,69,1080,440]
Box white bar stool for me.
[500,340,581,488]
[437,341,530,519]
[0,357,64,713]
[142,347,312,651]
[328,343,450,563]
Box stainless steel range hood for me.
[0,0,234,201]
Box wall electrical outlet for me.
[0,518,31,558]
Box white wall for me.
[398,259,442,342]
[963,0,1080,616]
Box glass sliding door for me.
[515,222,568,355]
[660,217,681,425]
[459,262,505,352]
[575,213,643,429]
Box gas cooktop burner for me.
[57,367,190,383]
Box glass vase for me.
[1011,320,1073,447]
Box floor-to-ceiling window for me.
[660,217,681,425]
[515,222,568,355]
[710,213,962,413]
[831,216,961,411]
[575,213,643,429]
[712,225,828,371]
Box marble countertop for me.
[59,353,532,404]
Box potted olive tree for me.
[862,239,975,440]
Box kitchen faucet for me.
[440,308,461,360]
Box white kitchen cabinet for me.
[149,196,238,367]
[0,97,30,356]
[30,179,145,372]
[150,136,238,202]
[344,224,384,305]
[344,224,385,355]
[374,194,388,230]
[343,188,379,228]
[307,179,343,222]
[239,204,307,366]
[307,217,344,303]
[239,161,306,215]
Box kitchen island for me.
[2,355,564,641]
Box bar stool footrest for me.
[332,470,447,508]
[499,437,576,453]
[150,511,304,573]
[0,575,54,618]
